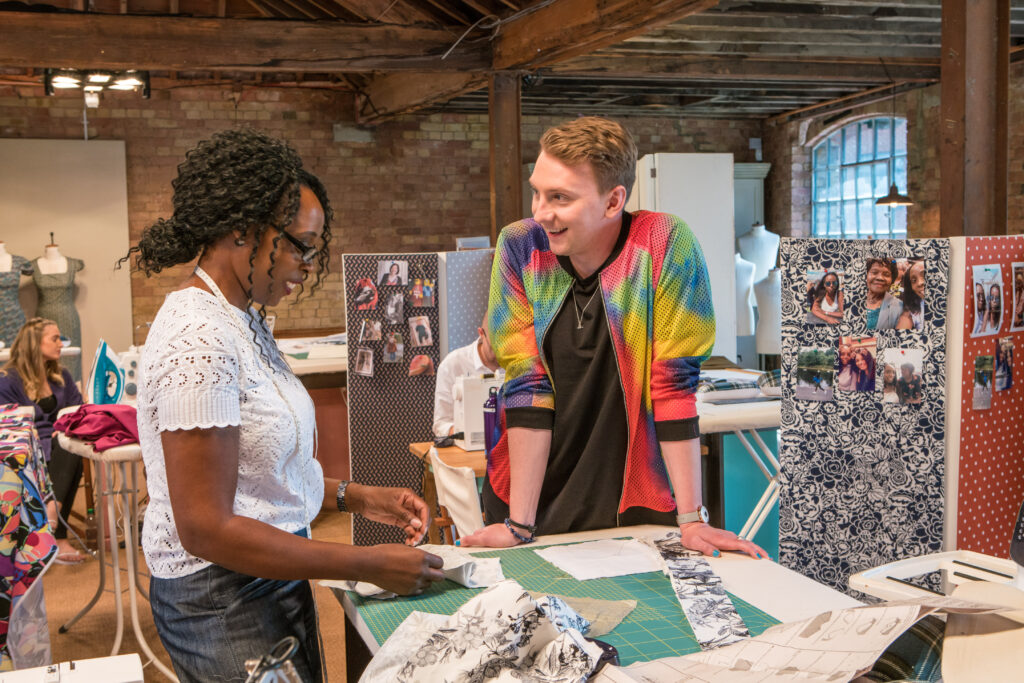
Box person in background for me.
[985,283,1002,334]
[973,282,988,334]
[119,128,443,683]
[0,317,85,564]
[379,261,402,286]
[897,363,923,405]
[865,258,903,331]
[835,342,857,392]
[808,271,843,325]
[896,260,925,331]
[433,319,502,441]
[461,116,765,560]
[853,347,876,392]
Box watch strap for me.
[336,480,352,513]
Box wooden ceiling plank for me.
[356,72,486,123]
[419,0,473,24]
[0,11,488,71]
[276,0,321,18]
[244,0,275,17]
[492,0,721,70]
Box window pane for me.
[894,118,907,154]
[894,155,908,192]
[828,136,840,166]
[843,127,858,164]
[874,161,890,197]
[876,118,892,158]
[875,204,892,238]
[859,121,875,162]
[813,202,826,236]
[841,166,856,200]
[859,199,875,236]
[843,201,858,238]
[814,143,828,168]
[828,169,841,201]
[829,202,843,235]
[814,170,829,202]
[893,206,908,237]
[857,165,873,198]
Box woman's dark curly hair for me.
[118,128,333,366]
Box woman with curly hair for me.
[0,317,85,563]
[121,128,443,682]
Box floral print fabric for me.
[360,579,602,683]
[650,533,749,650]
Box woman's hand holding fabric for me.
[678,522,769,560]
[368,544,445,595]
[346,483,430,545]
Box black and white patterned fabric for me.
[344,253,441,546]
[779,238,949,596]
[651,534,749,650]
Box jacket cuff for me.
[655,416,700,442]
[505,407,555,430]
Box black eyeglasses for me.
[276,227,319,264]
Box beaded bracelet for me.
[504,517,535,544]
[506,517,537,535]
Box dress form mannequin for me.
[0,241,33,346]
[32,236,84,379]
[735,253,756,336]
[754,268,782,355]
[738,223,781,283]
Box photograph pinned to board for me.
[408,316,433,347]
[804,269,845,325]
[408,354,435,376]
[377,260,408,287]
[971,264,1004,337]
[836,336,877,392]
[795,347,835,401]
[358,319,382,342]
[996,336,1014,392]
[1011,262,1024,331]
[383,332,404,363]
[865,257,902,331]
[973,355,994,410]
[880,361,900,404]
[408,278,436,308]
[894,258,926,331]
[384,291,405,326]
[880,348,924,406]
[353,278,378,310]
[354,347,374,377]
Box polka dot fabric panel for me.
[779,238,949,596]
[343,253,441,546]
[958,236,1024,556]
[442,250,495,353]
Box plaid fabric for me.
[757,369,782,389]
[696,377,759,393]
[860,615,944,683]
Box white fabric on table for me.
[534,539,663,581]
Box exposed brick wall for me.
[0,84,762,337]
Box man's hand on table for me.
[679,522,769,560]
[346,483,430,546]
[456,522,523,548]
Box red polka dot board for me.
[954,236,1024,557]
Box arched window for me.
[811,117,908,238]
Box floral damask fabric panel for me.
[779,238,949,596]
[650,534,749,650]
[360,579,602,683]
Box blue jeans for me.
[149,531,323,683]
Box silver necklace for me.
[572,285,599,330]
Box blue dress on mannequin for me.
[0,255,33,347]
[32,257,84,381]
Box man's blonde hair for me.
[540,117,637,200]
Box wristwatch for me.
[336,480,352,513]
[676,505,709,525]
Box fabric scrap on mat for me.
[527,592,636,637]
[533,538,663,581]
[648,533,750,650]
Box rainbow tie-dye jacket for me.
[486,211,715,514]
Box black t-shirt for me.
[482,213,675,534]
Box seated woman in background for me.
[0,317,85,563]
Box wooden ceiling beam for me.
[0,11,488,72]
[355,72,487,123]
[492,0,720,70]
[551,54,940,82]
[612,41,939,59]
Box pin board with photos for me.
[779,237,949,596]
[344,253,441,546]
[954,235,1024,556]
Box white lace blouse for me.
[138,287,323,579]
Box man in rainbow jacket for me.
[460,117,766,560]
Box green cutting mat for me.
[341,541,779,665]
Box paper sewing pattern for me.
[358,579,601,683]
[533,539,663,581]
[780,238,949,595]
[650,534,749,650]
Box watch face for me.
[699,506,709,523]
